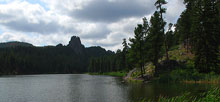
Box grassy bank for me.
[140,88,220,102]
[151,45,220,84]
[156,88,220,102]
[182,74,220,84]
[89,71,127,77]
[127,64,220,84]
[125,77,144,83]
[156,68,220,84]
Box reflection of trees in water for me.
[69,75,129,102]
[127,83,155,101]
[126,82,214,101]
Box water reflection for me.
[0,74,217,102]
[126,82,216,101]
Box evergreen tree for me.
[142,17,150,37]
[166,23,174,49]
[142,17,150,65]
[191,0,220,73]
[122,38,129,71]
[147,11,164,76]
[127,17,150,76]
[155,0,168,60]
[175,0,194,52]
[129,24,145,78]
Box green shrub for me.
[141,88,220,102]
[185,59,194,69]
[158,73,172,83]
[170,69,190,81]
[89,71,127,77]
[104,72,127,77]
[157,68,210,82]
[169,45,180,51]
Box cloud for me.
[82,32,127,51]
[71,0,155,22]
[0,32,72,46]
[0,1,76,34]
[2,18,69,34]
[77,23,110,39]
[108,17,144,35]
[165,0,185,24]
[0,0,186,51]
[40,0,93,14]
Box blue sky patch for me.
[24,0,49,11]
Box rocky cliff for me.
[67,36,85,54]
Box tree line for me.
[0,44,113,75]
[88,0,220,77]
[0,0,219,76]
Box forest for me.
[0,0,219,79]
[0,37,114,74]
[1,0,220,102]
[88,0,220,82]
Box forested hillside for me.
[88,0,220,79]
[0,36,113,75]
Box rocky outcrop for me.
[123,68,137,80]
[67,36,85,54]
[123,68,153,83]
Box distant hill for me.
[0,36,114,75]
[0,41,33,48]
[86,46,114,57]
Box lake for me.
[0,74,217,102]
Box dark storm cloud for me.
[71,0,155,22]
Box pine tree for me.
[122,38,129,71]
[166,23,174,49]
[176,10,192,52]
[142,17,150,37]
[142,17,150,64]
[192,0,220,73]
[129,24,145,78]
[155,0,168,60]
[175,0,195,52]
[147,11,164,76]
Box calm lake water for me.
[0,74,217,102]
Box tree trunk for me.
[154,63,159,77]
[140,65,144,78]
[159,2,169,61]
[165,36,169,60]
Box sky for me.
[0,0,185,51]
